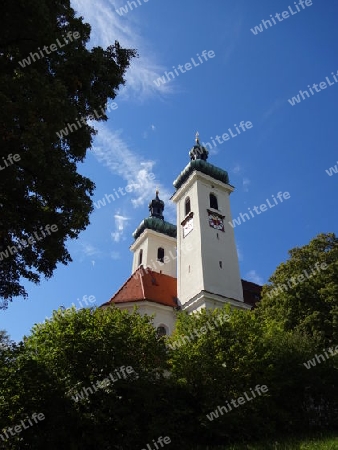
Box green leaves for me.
[0,0,136,306]
[168,301,338,444]
[0,307,172,449]
[1,289,338,448]
[257,233,338,347]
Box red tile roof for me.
[102,267,262,309]
[102,266,178,308]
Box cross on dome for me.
[190,131,208,161]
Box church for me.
[101,134,262,335]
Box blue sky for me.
[2,0,338,342]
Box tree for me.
[0,339,75,449]
[168,307,276,444]
[168,307,338,446]
[257,233,338,347]
[0,306,192,449]
[0,0,137,306]
[0,330,11,349]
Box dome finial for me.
[149,189,164,220]
[189,131,208,162]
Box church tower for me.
[171,133,249,313]
[130,190,177,277]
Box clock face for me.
[208,212,224,231]
[183,217,193,237]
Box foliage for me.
[1,234,338,447]
[168,306,338,446]
[0,307,191,449]
[1,303,337,448]
[0,0,137,306]
[186,433,338,449]
[256,233,338,347]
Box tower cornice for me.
[172,159,230,193]
[171,169,234,203]
[132,217,177,241]
[130,228,177,251]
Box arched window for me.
[156,325,167,337]
[157,247,164,263]
[185,197,191,216]
[138,249,143,266]
[210,193,218,210]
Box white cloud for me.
[71,0,172,99]
[245,270,264,285]
[111,213,129,242]
[76,242,102,265]
[236,244,243,262]
[80,243,102,257]
[110,251,120,259]
[111,232,121,243]
[209,147,219,156]
[262,99,284,121]
[142,124,156,139]
[92,124,174,215]
[232,164,242,174]
[243,177,251,192]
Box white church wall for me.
[110,301,176,335]
[130,230,177,278]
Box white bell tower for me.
[130,190,177,277]
[171,133,249,313]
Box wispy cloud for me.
[73,218,124,262]
[111,213,129,242]
[262,99,284,121]
[92,124,174,215]
[110,251,120,260]
[232,164,242,175]
[143,124,156,139]
[231,166,250,192]
[76,242,103,264]
[243,177,251,192]
[245,270,264,285]
[236,244,243,262]
[71,0,172,99]
[80,243,102,257]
